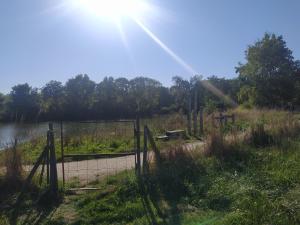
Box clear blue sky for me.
[1,0,300,93]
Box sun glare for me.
[72,0,149,20]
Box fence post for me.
[48,123,58,196]
[187,92,192,136]
[193,90,198,136]
[199,106,204,135]
[60,121,65,187]
[143,125,148,173]
[133,122,137,169]
[46,146,49,184]
[136,116,141,175]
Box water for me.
[0,121,135,150]
[0,123,51,149]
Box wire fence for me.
[63,154,136,186]
[60,120,137,187]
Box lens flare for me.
[133,18,237,106]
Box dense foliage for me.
[0,33,299,122]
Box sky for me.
[1,0,300,93]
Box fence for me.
[60,119,137,187]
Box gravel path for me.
[56,141,204,184]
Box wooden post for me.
[199,106,204,135]
[48,123,58,196]
[136,116,141,175]
[145,126,160,163]
[193,90,198,136]
[143,125,148,173]
[187,92,192,136]
[60,121,65,187]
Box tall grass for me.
[3,140,23,188]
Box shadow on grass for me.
[138,146,206,225]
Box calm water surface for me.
[0,121,135,150]
[0,123,52,149]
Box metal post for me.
[187,92,192,136]
[193,90,198,136]
[48,123,58,196]
[143,125,148,173]
[136,116,141,175]
[60,121,65,187]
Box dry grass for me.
[3,140,24,189]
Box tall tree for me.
[236,33,299,107]
[8,84,40,122]
[64,75,96,120]
[129,77,162,116]
[41,80,65,120]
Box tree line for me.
[0,33,299,122]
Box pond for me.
[0,121,136,150]
[0,123,54,149]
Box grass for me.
[1,137,298,225]
[0,109,299,224]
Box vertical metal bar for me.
[46,145,49,184]
[60,121,65,187]
[187,91,192,136]
[143,125,148,173]
[136,115,141,175]
[48,123,58,195]
[193,89,198,136]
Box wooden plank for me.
[15,147,48,206]
[64,152,136,159]
[68,187,101,191]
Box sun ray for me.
[132,18,237,106]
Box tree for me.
[170,76,191,112]
[236,33,299,107]
[64,75,96,120]
[41,80,65,120]
[129,77,162,116]
[8,84,40,122]
[0,93,6,120]
[93,77,118,119]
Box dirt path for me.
[55,141,204,184]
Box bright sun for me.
[72,0,149,20]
